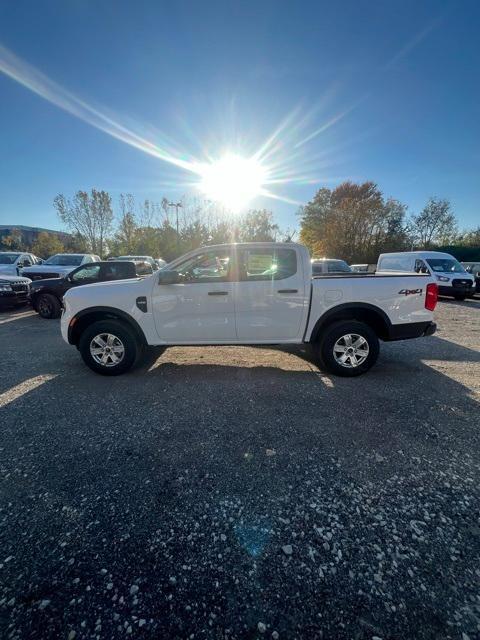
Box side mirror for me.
[158,270,181,285]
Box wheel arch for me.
[68,306,147,347]
[309,302,392,342]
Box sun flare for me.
[197,154,267,212]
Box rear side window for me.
[326,260,351,273]
[103,263,131,280]
[379,256,412,271]
[239,248,297,281]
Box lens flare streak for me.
[0,42,361,211]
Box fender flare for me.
[308,302,392,342]
[68,306,147,346]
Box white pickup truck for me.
[61,242,438,377]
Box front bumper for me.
[438,284,475,297]
[0,291,30,307]
[386,321,437,341]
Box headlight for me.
[436,275,450,282]
[0,284,12,291]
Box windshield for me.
[117,256,149,261]
[45,254,84,266]
[0,253,20,264]
[426,258,465,273]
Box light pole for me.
[168,201,183,254]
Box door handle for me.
[277,289,298,294]
[208,291,229,295]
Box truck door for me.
[151,247,237,342]
[234,246,307,341]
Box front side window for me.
[426,258,465,273]
[239,248,297,281]
[71,264,101,282]
[174,249,232,283]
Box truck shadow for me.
[1,313,480,639]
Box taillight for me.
[425,282,438,311]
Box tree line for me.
[299,182,479,263]
[1,182,478,262]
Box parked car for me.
[0,252,41,277]
[61,242,438,377]
[0,274,32,309]
[21,253,101,281]
[377,251,475,300]
[462,262,480,294]
[351,263,377,273]
[114,255,159,271]
[30,260,153,319]
[311,258,352,275]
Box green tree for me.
[31,232,64,258]
[54,189,114,257]
[114,194,138,254]
[238,209,279,242]
[410,197,458,248]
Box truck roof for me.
[379,250,456,258]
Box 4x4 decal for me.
[398,288,423,295]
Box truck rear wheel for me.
[315,320,379,377]
[79,320,139,375]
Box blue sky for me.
[0,0,479,231]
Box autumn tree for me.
[299,182,408,263]
[1,229,24,251]
[31,232,64,258]
[410,197,458,248]
[54,189,114,257]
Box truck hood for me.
[0,275,32,284]
[0,265,18,276]
[21,264,76,276]
[30,276,65,289]
[64,277,147,299]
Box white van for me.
[377,251,475,300]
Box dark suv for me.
[29,260,153,318]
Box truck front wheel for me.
[79,320,139,375]
[314,320,379,377]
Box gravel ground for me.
[0,298,479,640]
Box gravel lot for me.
[0,298,479,640]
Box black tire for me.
[78,320,139,376]
[314,320,380,377]
[36,293,62,319]
[454,294,466,301]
